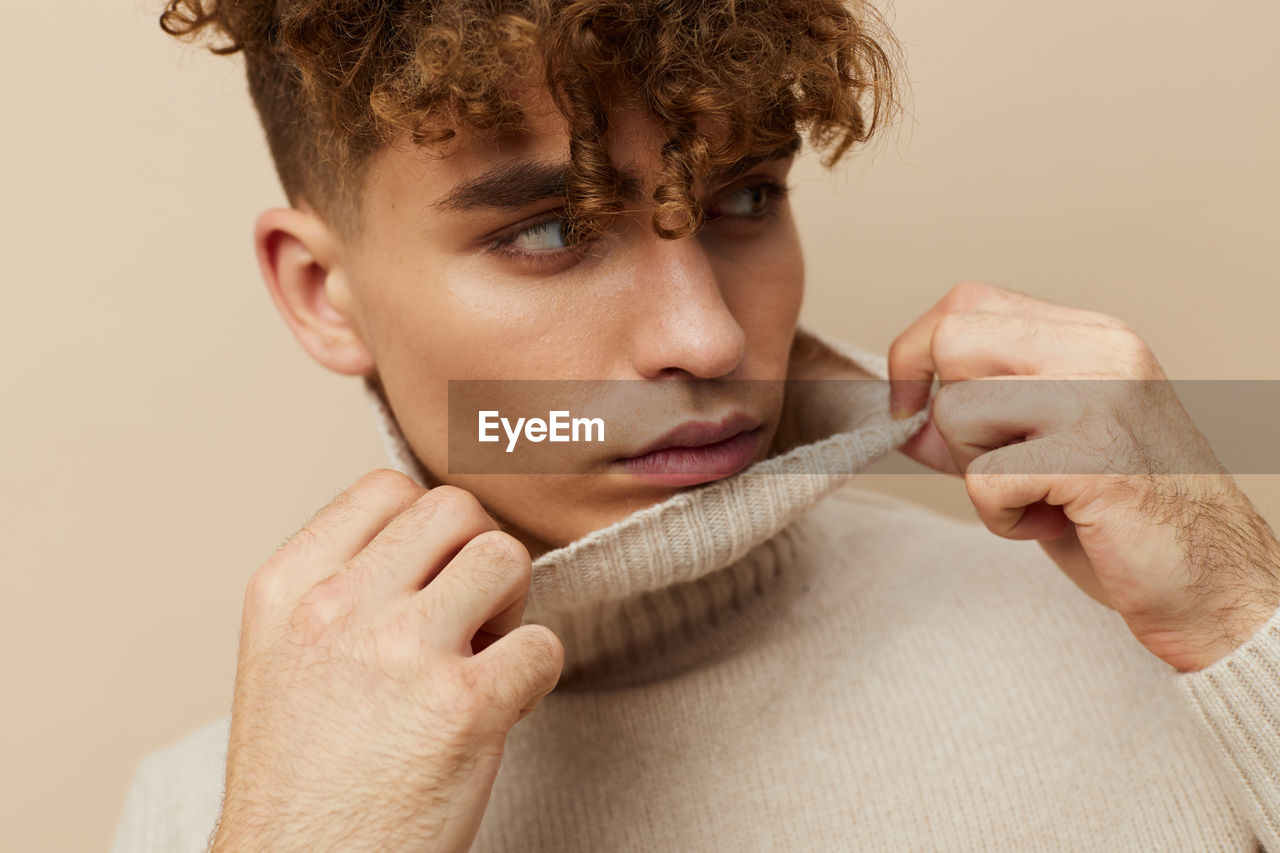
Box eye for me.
[706,179,792,222]
[495,217,574,253]
[484,178,792,270]
[484,212,590,270]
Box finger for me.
[889,310,1117,417]
[415,530,532,655]
[898,376,1085,475]
[936,281,1126,327]
[886,281,1124,418]
[886,308,1031,420]
[963,439,1077,540]
[348,485,500,605]
[895,415,962,476]
[886,303,946,419]
[470,623,564,720]
[272,468,427,594]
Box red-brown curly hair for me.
[159,0,904,244]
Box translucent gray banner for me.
[444,378,1280,476]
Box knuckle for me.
[1106,325,1158,372]
[289,572,359,644]
[1118,325,1150,355]
[464,532,532,595]
[245,562,291,612]
[885,335,906,367]
[470,531,531,572]
[470,626,564,712]
[424,485,493,531]
[519,624,565,679]
[932,308,965,341]
[928,380,960,423]
[930,311,967,360]
[947,280,994,309]
[964,452,994,479]
[367,488,495,564]
[886,333,912,364]
[1083,310,1129,331]
[361,466,420,491]
[358,467,427,503]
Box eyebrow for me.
[432,133,803,213]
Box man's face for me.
[334,80,804,557]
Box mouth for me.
[614,412,762,487]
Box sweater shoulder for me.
[109,713,230,853]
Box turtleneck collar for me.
[360,325,932,690]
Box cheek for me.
[763,219,806,314]
[376,267,574,381]
[366,269,609,479]
[725,230,805,367]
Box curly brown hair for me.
[159,0,904,244]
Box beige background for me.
[4,1,1278,850]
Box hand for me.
[887,282,1280,673]
[211,469,564,852]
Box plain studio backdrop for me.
[3,1,1278,849]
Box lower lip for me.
[616,428,761,487]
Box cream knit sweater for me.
[110,327,1280,852]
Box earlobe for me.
[253,206,375,377]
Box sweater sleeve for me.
[108,756,156,853]
[108,715,230,853]
[1175,599,1280,851]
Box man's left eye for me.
[707,179,792,221]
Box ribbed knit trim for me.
[361,325,932,688]
[1175,598,1280,851]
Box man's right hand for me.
[210,469,564,853]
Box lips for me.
[621,411,761,459]
[615,412,762,487]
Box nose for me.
[627,235,746,380]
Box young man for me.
[113,1,1280,850]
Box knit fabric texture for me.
[110,326,1280,852]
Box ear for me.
[253,206,375,376]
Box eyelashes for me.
[705,179,792,222]
[485,178,793,270]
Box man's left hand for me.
[886,281,1280,672]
